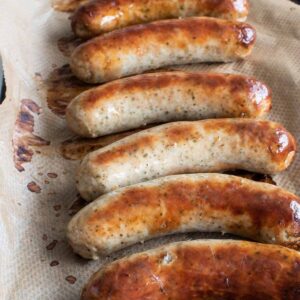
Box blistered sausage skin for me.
[72,0,249,38]
[66,72,271,138]
[70,17,256,84]
[81,240,300,300]
[68,174,300,259]
[77,119,296,201]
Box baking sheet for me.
[0,0,299,299]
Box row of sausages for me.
[58,1,300,299]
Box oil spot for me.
[12,99,50,172]
[68,195,87,216]
[50,260,59,267]
[65,275,77,284]
[27,181,42,193]
[57,36,83,57]
[46,240,58,251]
[53,205,62,211]
[42,234,48,241]
[52,0,89,12]
[46,65,93,116]
[47,173,58,179]
[44,180,50,185]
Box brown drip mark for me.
[46,65,94,116]
[53,204,62,211]
[68,195,88,216]
[65,275,77,284]
[52,0,88,12]
[46,240,58,251]
[50,260,59,267]
[47,173,58,179]
[12,99,50,172]
[27,181,42,193]
[57,36,83,57]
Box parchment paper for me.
[0,0,299,299]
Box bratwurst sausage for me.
[70,17,256,83]
[66,72,271,137]
[77,119,296,201]
[72,0,249,38]
[68,173,300,259]
[81,240,300,300]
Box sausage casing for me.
[66,72,271,137]
[72,0,249,38]
[81,240,300,300]
[76,119,296,201]
[68,173,300,259]
[70,17,256,83]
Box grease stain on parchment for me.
[57,36,83,57]
[53,204,62,211]
[68,195,87,216]
[50,260,60,267]
[46,240,58,251]
[52,0,89,12]
[47,172,58,179]
[27,181,42,193]
[46,65,93,116]
[12,99,50,172]
[65,275,77,284]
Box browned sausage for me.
[68,173,300,259]
[66,72,272,137]
[72,0,249,38]
[81,240,300,300]
[70,17,256,83]
[77,119,296,201]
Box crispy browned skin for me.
[68,174,299,259]
[70,17,256,83]
[81,240,300,300]
[72,0,249,38]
